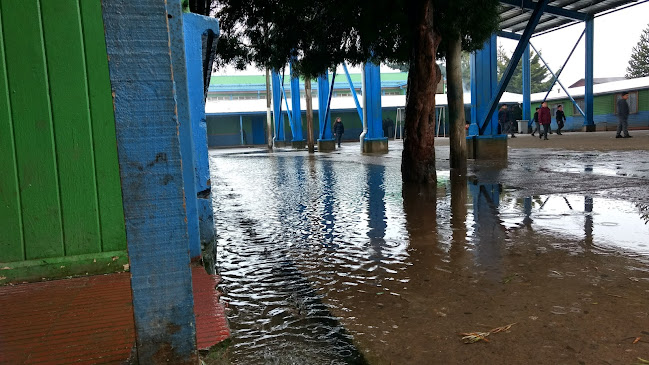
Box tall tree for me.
[497,46,554,94]
[626,24,649,79]
[435,0,500,172]
[213,0,499,183]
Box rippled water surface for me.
[209,149,649,364]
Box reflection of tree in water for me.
[637,203,649,225]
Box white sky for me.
[213,2,649,86]
[499,1,649,87]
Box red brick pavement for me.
[0,267,229,364]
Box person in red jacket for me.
[538,101,552,140]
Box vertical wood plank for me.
[0,10,25,262]
[78,0,127,253]
[1,0,64,259]
[40,0,102,256]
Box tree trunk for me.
[304,78,315,153]
[446,35,467,172]
[402,0,442,184]
[266,68,273,149]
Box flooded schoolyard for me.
[208,134,649,364]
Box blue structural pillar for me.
[522,44,531,132]
[271,70,285,144]
[362,62,388,153]
[317,72,335,151]
[102,0,198,363]
[584,15,595,131]
[289,61,305,148]
[183,13,218,253]
[468,34,506,159]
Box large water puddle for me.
[209,151,649,364]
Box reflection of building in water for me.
[366,164,387,261]
[449,173,468,262]
[584,195,593,248]
[469,182,505,271]
[321,161,336,248]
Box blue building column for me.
[183,12,218,254]
[362,62,388,153]
[102,0,198,362]
[522,44,531,133]
[289,61,305,148]
[467,34,506,159]
[317,72,335,151]
[584,15,595,131]
[271,70,285,145]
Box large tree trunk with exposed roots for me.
[401,0,442,184]
[446,35,467,173]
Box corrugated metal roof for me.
[205,93,524,115]
[499,0,639,35]
[531,76,649,102]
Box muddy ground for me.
[207,130,649,365]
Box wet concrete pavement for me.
[208,131,649,364]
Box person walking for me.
[498,105,515,138]
[555,105,565,135]
[531,107,541,137]
[538,101,551,140]
[616,92,632,138]
[333,117,345,147]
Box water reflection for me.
[366,164,387,261]
[209,151,649,364]
[469,180,505,271]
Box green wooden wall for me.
[0,0,126,280]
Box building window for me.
[572,99,585,116]
[615,91,638,114]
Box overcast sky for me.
[499,1,649,86]
[213,2,649,87]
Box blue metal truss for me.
[480,0,550,135]
[499,0,587,21]
[342,63,363,121]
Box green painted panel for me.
[1,0,64,259]
[639,89,649,112]
[0,11,24,262]
[79,0,126,252]
[594,95,614,115]
[207,115,241,134]
[41,0,101,256]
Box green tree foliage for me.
[213,0,500,182]
[213,0,498,78]
[497,46,554,94]
[626,24,649,79]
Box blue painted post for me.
[239,115,244,145]
[585,15,595,131]
[363,62,388,149]
[101,0,198,362]
[317,72,333,141]
[168,1,202,260]
[183,13,218,248]
[289,62,304,143]
[469,34,499,137]
[522,44,531,132]
[271,70,284,142]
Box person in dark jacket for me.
[555,105,565,135]
[616,92,631,138]
[538,101,551,140]
[333,117,345,147]
[531,107,541,137]
[498,105,515,138]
